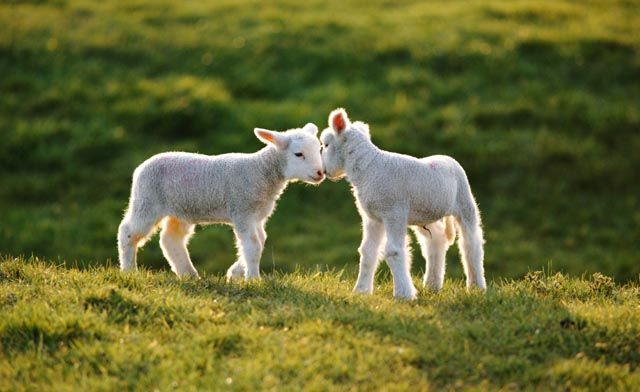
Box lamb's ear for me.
[329,108,350,135]
[254,128,289,149]
[302,123,318,136]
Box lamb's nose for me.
[316,170,324,178]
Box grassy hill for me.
[1,257,639,390]
[1,0,639,280]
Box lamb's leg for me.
[454,177,486,289]
[117,212,159,272]
[353,218,384,294]
[456,215,486,289]
[233,219,263,280]
[257,219,267,248]
[383,218,417,300]
[226,260,246,281]
[412,219,452,291]
[159,216,198,278]
[228,220,266,281]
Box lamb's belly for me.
[407,206,446,226]
[192,211,231,225]
[169,202,230,225]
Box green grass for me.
[1,256,639,390]
[1,0,639,280]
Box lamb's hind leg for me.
[455,214,486,290]
[450,174,487,290]
[159,217,198,277]
[226,260,246,281]
[412,217,455,291]
[117,212,159,272]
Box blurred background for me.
[0,0,638,281]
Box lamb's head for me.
[321,108,371,181]
[254,123,325,184]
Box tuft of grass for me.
[1,256,639,390]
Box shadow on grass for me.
[0,320,94,355]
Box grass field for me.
[1,257,639,390]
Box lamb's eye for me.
[294,152,304,158]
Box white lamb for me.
[117,123,325,280]
[320,109,486,300]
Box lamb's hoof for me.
[226,262,245,282]
[353,285,373,295]
[423,279,443,292]
[393,285,418,301]
[466,284,487,292]
[177,270,200,279]
[226,272,243,282]
[244,271,261,281]
[466,278,487,291]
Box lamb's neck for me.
[344,138,381,187]
[253,146,288,195]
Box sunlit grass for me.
[0,257,639,390]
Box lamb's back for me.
[132,151,255,222]
[356,152,460,219]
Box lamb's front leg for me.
[232,219,263,280]
[227,220,267,281]
[383,217,417,300]
[354,218,384,294]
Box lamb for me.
[320,108,486,299]
[117,123,325,280]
